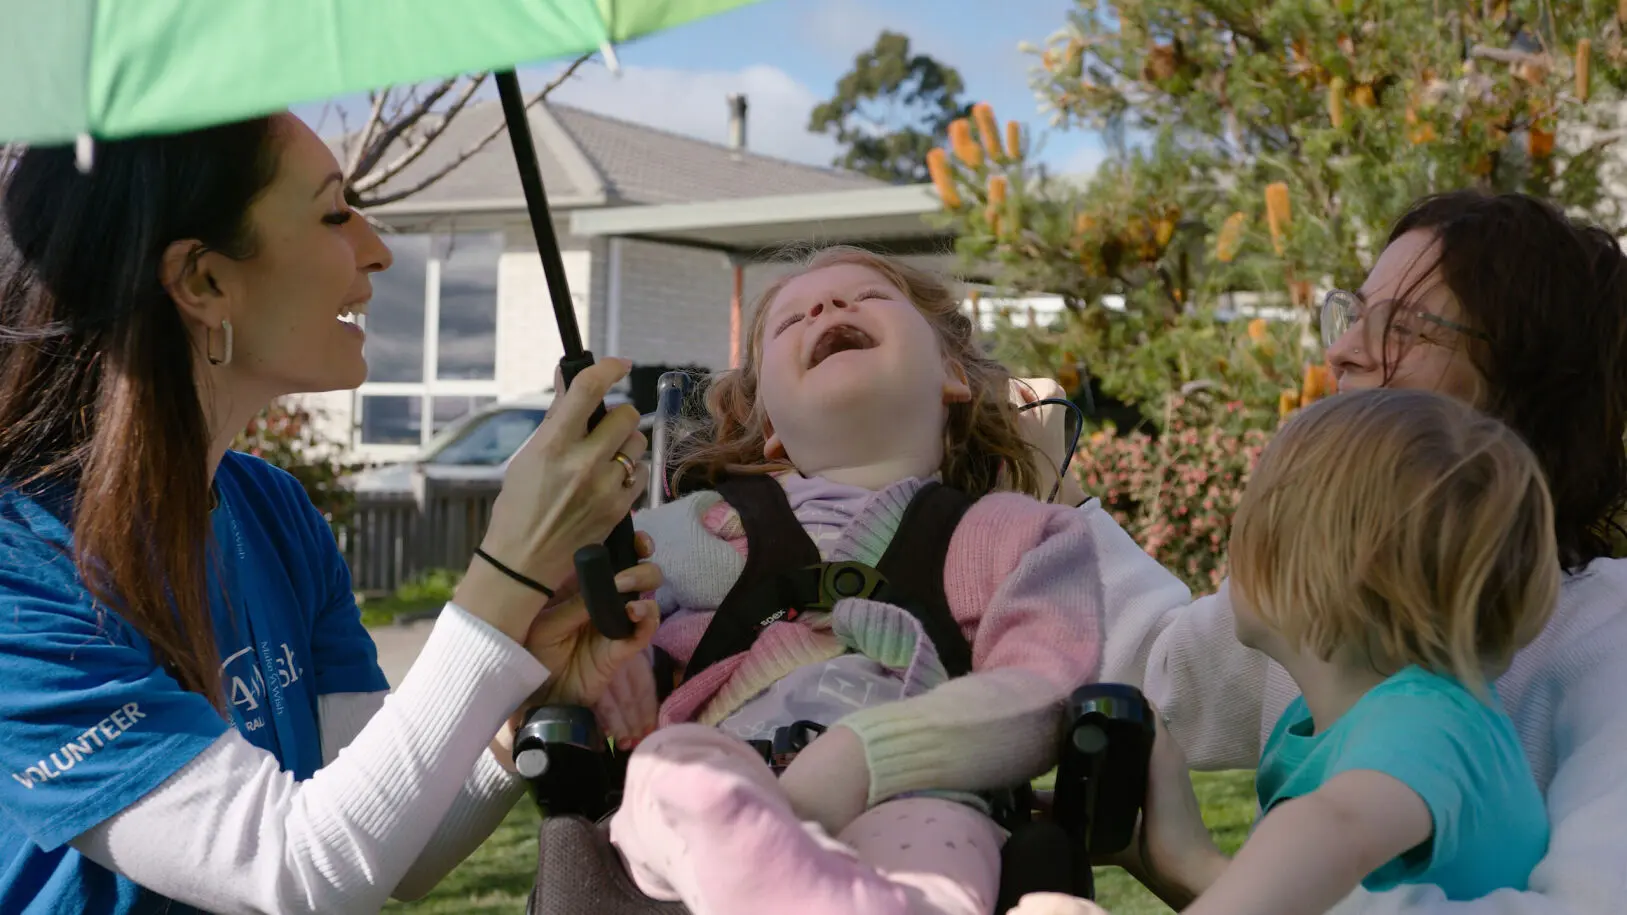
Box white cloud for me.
[527,62,843,167]
[1060,140,1110,180]
[796,0,1038,98]
[799,0,965,71]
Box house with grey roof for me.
[306,96,958,463]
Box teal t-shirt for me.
[1256,666,1548,899]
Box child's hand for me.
[1009,893,1109,915]
[1135,711,1229,905]
[593,651,660,746]
[778,724,871,837]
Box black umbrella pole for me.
[495,69,583,357]
[494,69,636,641]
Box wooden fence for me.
[337,478,501,596]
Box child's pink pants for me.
[608,724,1005,915]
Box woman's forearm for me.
[314,691,528,901]
[391,750,527,900]
[71,606,546,915]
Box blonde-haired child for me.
[1020,386,1557,915]
[597,245,1109,914]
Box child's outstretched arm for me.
[792,494,1105,826]
[1188,771,1432,915]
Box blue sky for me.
[296,0,1108,178]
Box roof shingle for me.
[343,98,882,211]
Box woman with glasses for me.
[1067,190,1627,913]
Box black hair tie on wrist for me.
[473,547,555,599]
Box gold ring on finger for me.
[612,451,638,489]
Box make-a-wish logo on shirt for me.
[220,642,304,732]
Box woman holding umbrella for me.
[0,112,658,914]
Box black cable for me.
[1017,397,1086,504]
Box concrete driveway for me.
[367,618,437,688]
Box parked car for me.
[344,388,658,503]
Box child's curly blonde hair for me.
[672,246,1045,498]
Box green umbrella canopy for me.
[0,0,762,145]
[0,1,768,637]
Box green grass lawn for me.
[384,770,1258,914]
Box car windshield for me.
[426,408,546,467]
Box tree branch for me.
[1191,0,1271,53]
[346,90,391,178]
[1469,44,1547,66]
[0,144,21,183]
[355,53,594,209]
[348,77,459,184]
[351,74,486,195]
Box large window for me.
[358,231,502,447]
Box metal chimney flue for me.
[726,93,747,157]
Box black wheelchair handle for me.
[1050,682,1156,857]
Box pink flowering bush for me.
[235,400,356,528]
[1074,393,1272,593]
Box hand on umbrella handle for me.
[560,351,641,640]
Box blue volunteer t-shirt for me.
[1256,665,1549,899]
[0,451,389,914]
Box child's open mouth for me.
[808,324,877,368]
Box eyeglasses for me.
[1319,288,1489,351]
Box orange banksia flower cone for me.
[987,175,1008,206]
[973,102,1001,160]
[948,119,982,168]
[1216,212,1246,262]
[1578,39,1593,102]
[1301,362,1334,404]
[927,148,960,208]
[1265,183,1291,255]
[1529,126,1556,159]
[1279,389,1300,417]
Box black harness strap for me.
[684,475,820,679]
[683,475,975,683]
[872,484,975,678]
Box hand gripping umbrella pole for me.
[494,70,638,642]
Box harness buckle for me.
[759,720,827,774]
[802,561,888,611]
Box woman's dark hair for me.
[1386,190,1627,570]
[0,118,281,708]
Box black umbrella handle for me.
[560,353,639,641]
[492,69,637,640]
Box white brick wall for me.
[494,223,593,399]
[608,239,743,369]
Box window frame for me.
[356,233,503,449]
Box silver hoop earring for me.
[207,320,233,366]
